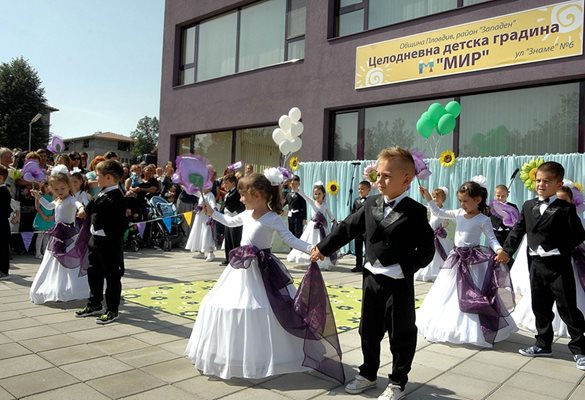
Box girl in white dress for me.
[29,167,90,304]
[415,186,452,282]
[417,181,517,347]
[186,172,344,383]
[185,189,217,262]
[287,181,337,270]
[70,171,91,206]
[512,186,585,337]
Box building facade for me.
[64,131,134,164]
[159,0,585,169]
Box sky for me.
[0,0,165,139]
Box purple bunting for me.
[136,222,146,238]
[21,232,34,252]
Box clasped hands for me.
[310,246,324,262]
[494,249,510,264]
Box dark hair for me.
[238,173,283,214]
[0,164,7,180]
[224,174,238,185]
[495,184,509,192]
[68,152,81,161]
[70,171,87,191]
[557,186,573,201]
[104,151,119,160]
[291,175,301,183]
[537,161,564,181]
[313,184,326,199]
[96,160,123,182]
[359,180,371,188]
[458,181,489,215]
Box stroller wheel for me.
[131,240,140,253]
[164,237,172,252]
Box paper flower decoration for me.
[21,159,47,182]
[363,163,377,183]
[277,167,292,182]
[264,167,284,186]
[439,150,456,167]
[490,200,520,228]
[562,179,585,213]
[471,175,487,189]
[9,168,22,181]
[520,158,544,192]
[172,154,212,195]
[47,135,65,154]
[327,180,340,195]
[289,156,299,171]
[50,164,69,176]
[411,149,431,180]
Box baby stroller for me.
[148,196,185,251]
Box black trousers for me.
[359,269,417,389]
[529,254,585,354]
[87,241,123,314]
[224,226,243,261]
[354,235,364,270]
[495,230,514,267]
[0,220,10,274]
[288,216,304,239]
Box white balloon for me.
[272,128,286,145]
[288,137,302,153]
[279,115,292,132]
[290,121,304,138]
[279,140,293,155]
[288,107,301,122]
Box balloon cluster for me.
[272,107,303,156]
[416,101,461,138]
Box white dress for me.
[185,192,217,253]
[415,209,452,282]
[29,196,90,304]
[185,210,313,379]
[287,191,335,270]
[417,202,517,347]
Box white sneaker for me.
[378,384,405,400]
[345,375,377,394]
[205,253,215,262]
[575,354,585,371]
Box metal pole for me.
[28,122,32,151]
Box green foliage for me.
[0,57,48,150]
[130,116,159,157]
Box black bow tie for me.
[383,200,395,208]
[536,198,550,205]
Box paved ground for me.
[1,249,584,399]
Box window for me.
[178,0,306,85]
[118,142,131,152]
[333,112,359,161]
[82,139,89,148]
[192,131,233,172]
[235,126,280,172]
[176,136,192,155]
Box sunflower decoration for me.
[327,180,340,195]
[289,156,300,171]
[574,182,584,193]
[439,150,456,167]
[520,158,544,192]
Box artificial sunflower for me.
[289,156,300,171]
[520,158,544,192]
[327,180,340,195]
[575,182,584,193]
[439,150,456,167]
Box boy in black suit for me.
[497,161,585,370]
[312,147,434,399]
[284,175,306,238]
[75,160,127,324]
[220,174,245,266]
[490,184,518,267]
[350,180,371,273]
[0,165,11,280]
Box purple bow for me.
[490,200,520,228]
[434,225,448,261]
[572,244,585,292]
[46,219,91,276]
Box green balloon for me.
[428,103,447,123]
[445,101,461,118]
[437,113,456,135]
[416,117,434,138]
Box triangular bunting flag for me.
[163,217,172,232]
[137,222,146,238]
[184,211,193,227]
[21,232,34,252]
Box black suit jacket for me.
[223,188,245,214]
[285,191,307,220]
[318,195,435,276]
[85,188,127,246]
[503,198,585,257]
[0,186,11,220]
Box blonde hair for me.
[377,146,415,177]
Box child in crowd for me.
[498,162,585,370]
[86,156,106,198]
[32,181,55,259]
[0,165,11,280]
[185,188,217,262]
[284,175,307,239]
[70,171,90,205]
[220,174,245,266]
[75,160,127,324]
[186,172,343,383]
[417,181,517,348]
[30,167,89,303]
[490,184,519,267]
[415,186,452,282]
[287,181,337,270]
[350,180,371,273]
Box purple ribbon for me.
[195,205,203,213]
[443,246,515,344]
[572,244,585,292]
[229,245,345,384]
[312,212,337,265]
[46,219,91,276]
[434,225,448,261]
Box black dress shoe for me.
[351,266,363,273]
[219,260,229,266]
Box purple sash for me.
[195,205,203,213]
[313,212,337,265]
[443,246,515,344]
[572,244,585,292]
[46,218,91,277]
[434,225,448,261]
[229,245,345,384]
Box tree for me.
[130,116,159,157]
[0,57,48,150]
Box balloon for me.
[279,115,292,132]
[279,140,293,155]
[416,117,434,138]
[272,128,287,145]
[428,102,447,123]
[290,121,304,138]
[437,113,456,135]
[288,107,301,122]
[288,137,302,153]
[445,101,461,118]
